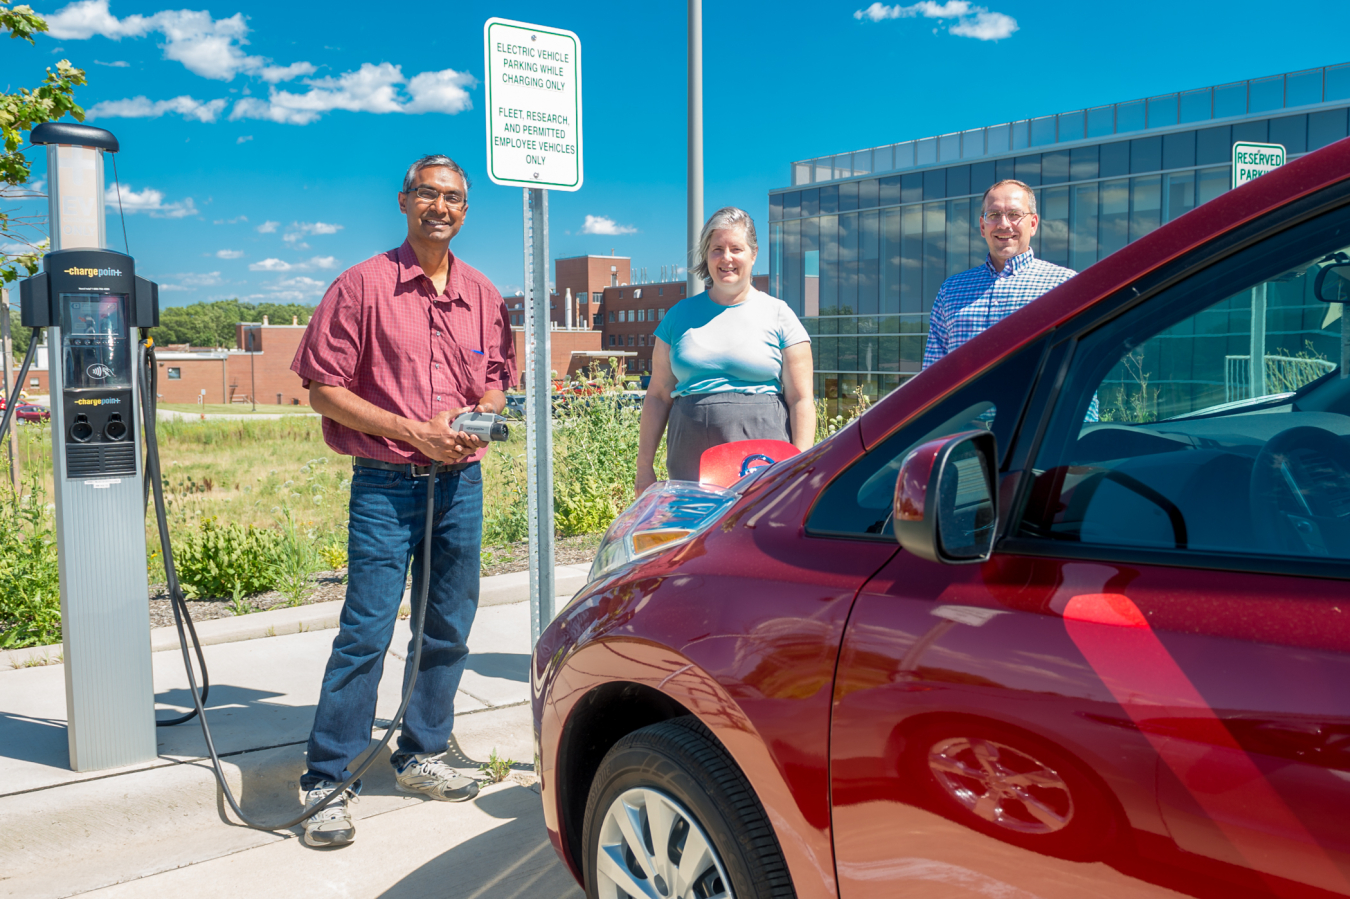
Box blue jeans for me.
[301,462,483,789]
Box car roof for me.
[859,135,1350,451]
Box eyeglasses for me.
[408,186,467,208]
[982,211,1032,226]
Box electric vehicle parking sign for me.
[483,18,583,191]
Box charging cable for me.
[0,329,40,445]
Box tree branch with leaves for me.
[1,1,87,285]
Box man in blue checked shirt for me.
[923,178,1098,420]
[922,179,1074,369]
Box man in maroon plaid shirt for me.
[289,155,517,848]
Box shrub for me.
[173,516,284,599]
[0,477,61,648]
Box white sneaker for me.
[301,781,357,847]
[394,754,480,802]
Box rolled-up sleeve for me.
[291,276,363,389]
[483,291,518,392]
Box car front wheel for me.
[583,716,795,899]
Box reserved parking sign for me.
[1232,141,1286,189]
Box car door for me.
[829,190,1350,897]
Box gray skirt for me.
[666,392,791,482]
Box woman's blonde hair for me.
[691,207,758,283]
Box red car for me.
[534,135,1350,899]
[16,404,49,423]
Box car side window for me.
[806,339,1045,540]
[1018,202,1350,562]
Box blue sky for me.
[2,0,1346,307]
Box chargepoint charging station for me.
[18,123,160,772]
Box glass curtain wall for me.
[772,109,1350,418]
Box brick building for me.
[20,317,311,405]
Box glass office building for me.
[767,64,1350,418]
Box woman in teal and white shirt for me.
[635,206,815,494]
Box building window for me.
[168,368,182,380]
[611,275,618,287]
[639,334,646,346]
[637,309,646,322]
[609,311,616,322]
[658,286,664,296]
[593,292,603,304]
[648,308,655,320]
[609,335,616,347]
[634,288,642,299]
[628,334,635,346]
[658,308,665,319]
[29,378,39,388]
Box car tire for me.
[907,720,1118,859]
[582,716,796,899]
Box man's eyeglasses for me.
[982,211,1032,226]
[409,186,467,208]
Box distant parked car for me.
[16,404,49,423]
[504,394,527,419]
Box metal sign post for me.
[485,18,582,643]
[523,189,554,643]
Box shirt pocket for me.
[449,342,488,405]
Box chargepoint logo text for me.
[64,266,124,278]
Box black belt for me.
[353,456,473,477]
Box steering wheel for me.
[1249,425,1350,555]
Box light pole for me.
[246,325,259,412]
[688,0,703,298]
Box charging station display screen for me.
[61,294,132,389]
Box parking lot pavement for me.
[0,593,584,899]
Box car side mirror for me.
[893,430,998,565]
[1314,262,1350,303]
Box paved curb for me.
[0,563,593,671]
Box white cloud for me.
[853,1,1017,39]
[259,61,316,83]
[581,215,638,236]
[247,256,337,272]
[404,69,476,114]
[230,64,476,125]
[94,59,130,67]
[87,94,227,122]
[949,10,1017,39]
[213,215,247,224]
[256,220,280,233]
[46,0,155,39]
[215,249,244,259]
[47,1,332,81]
[236,135,252,144]
[282,221,342,244]
[158,271,223,291]
[105,184,197,218]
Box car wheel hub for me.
[596,787,733,899]
[928,736,1074,835]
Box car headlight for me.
[589,480,739,582]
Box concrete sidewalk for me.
[0,565,591,899]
